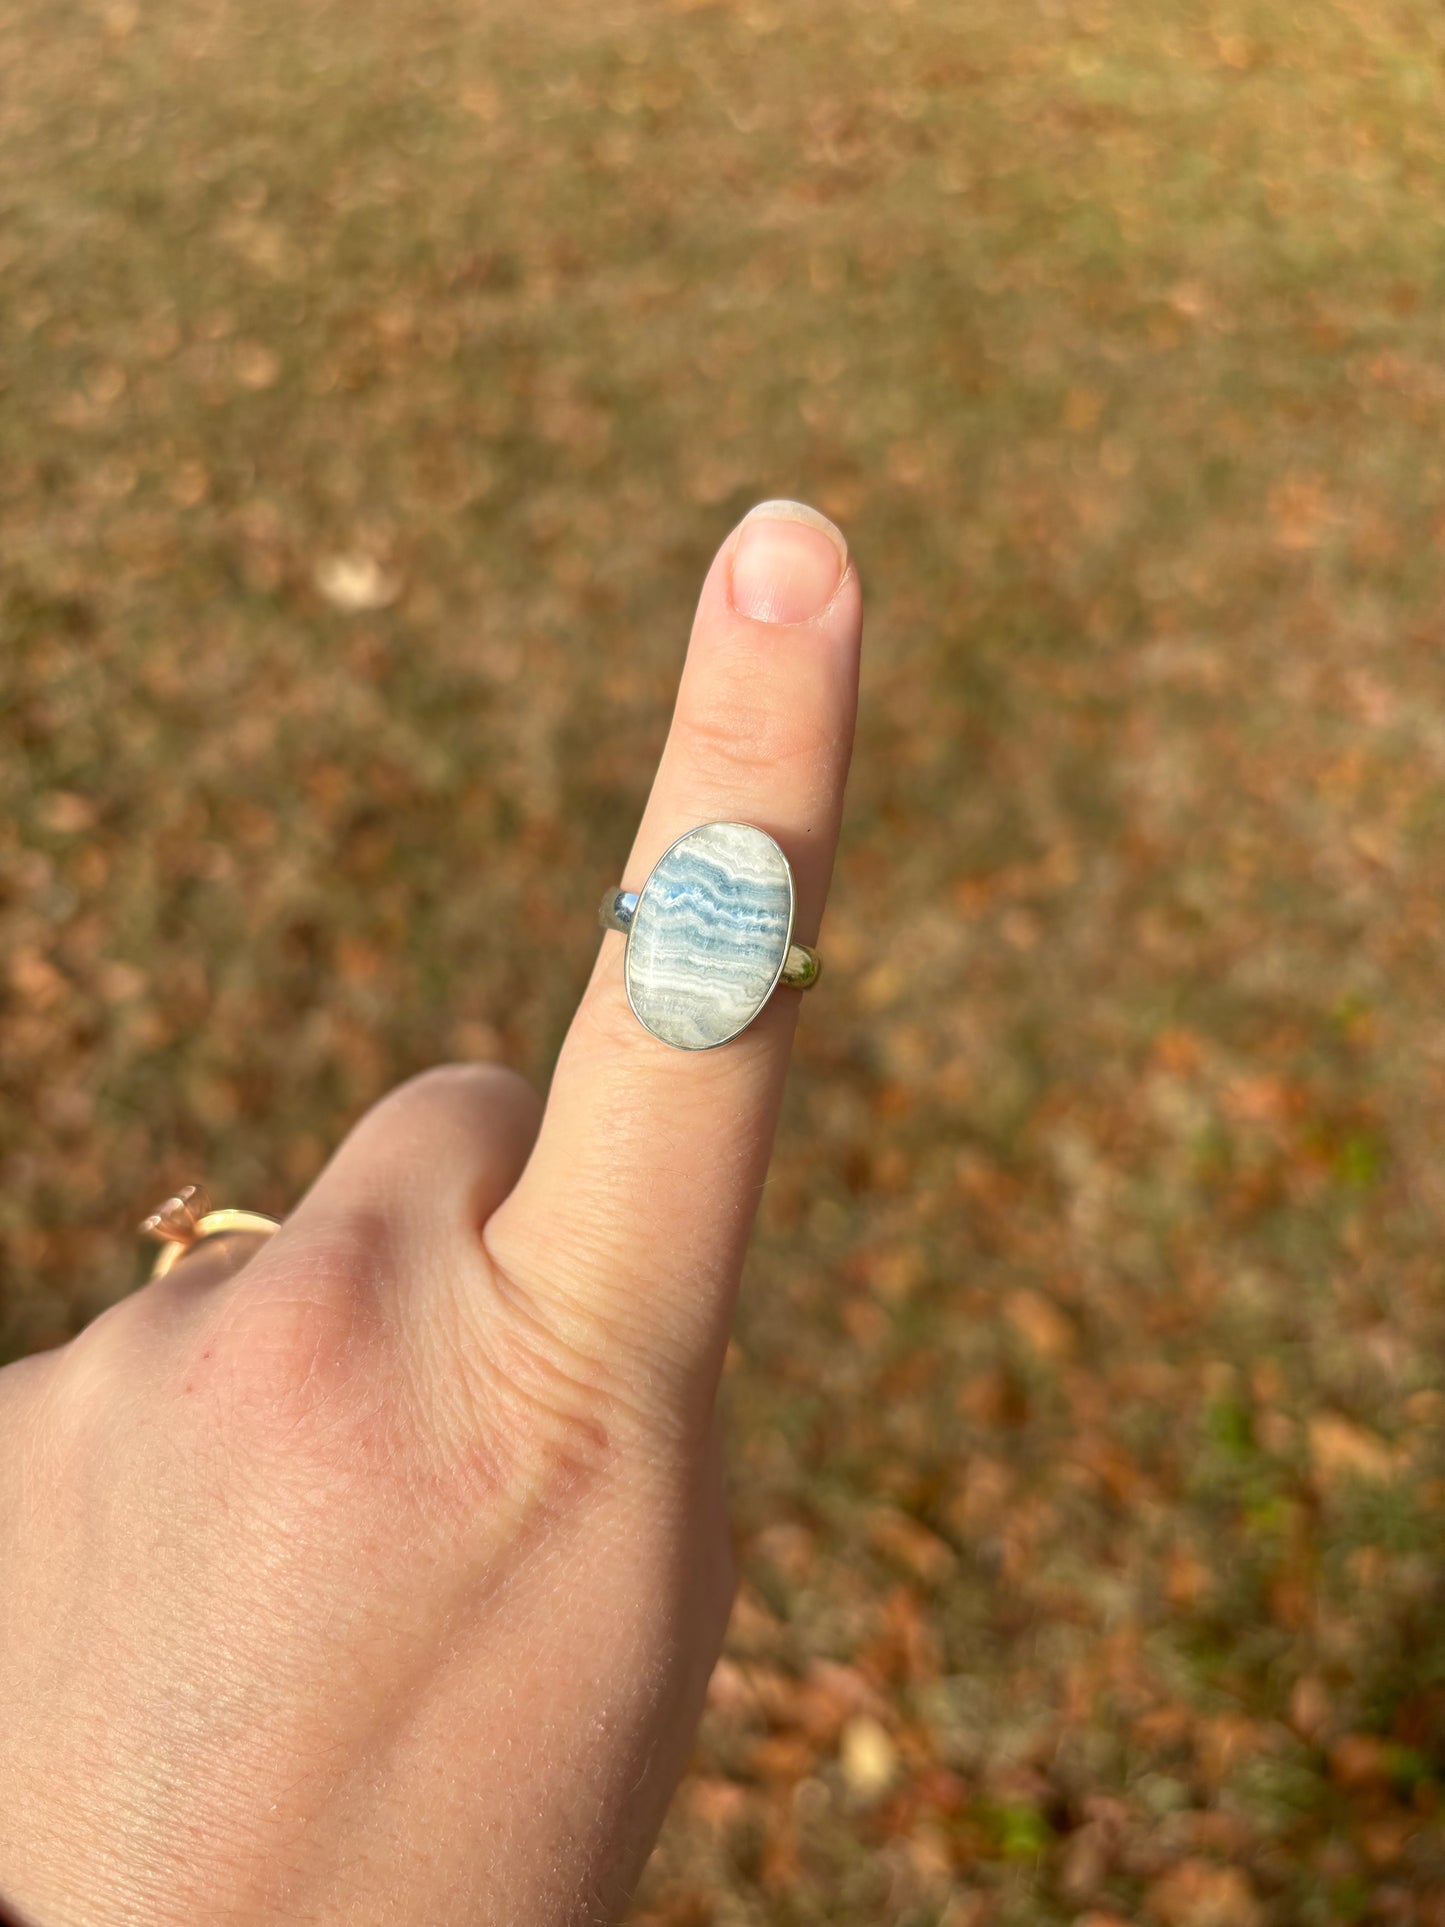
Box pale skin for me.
[0,499,863,1927]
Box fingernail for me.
[728,499,848,625]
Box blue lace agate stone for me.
[625,822,795,1049]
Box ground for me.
[1,0,1444,1919]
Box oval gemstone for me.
[626,822,795,1049]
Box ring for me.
[139,1184,281,1279]
[597,820,821,1051]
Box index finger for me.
[483,499,862,1416]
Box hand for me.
[0,500,862,1927]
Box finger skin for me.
[275,1061,544,1260]
[486,502,862,1414]
[230,1062,545,1417]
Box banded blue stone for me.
[625,822,795,1049]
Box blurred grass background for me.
[3,0,1445,1919]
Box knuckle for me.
[176,1217,400,1469]
[182,1214,636,1541]
[674,651,828,793]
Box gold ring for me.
[139,1184,281,1279]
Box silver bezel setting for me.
[623,821,797,1051]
